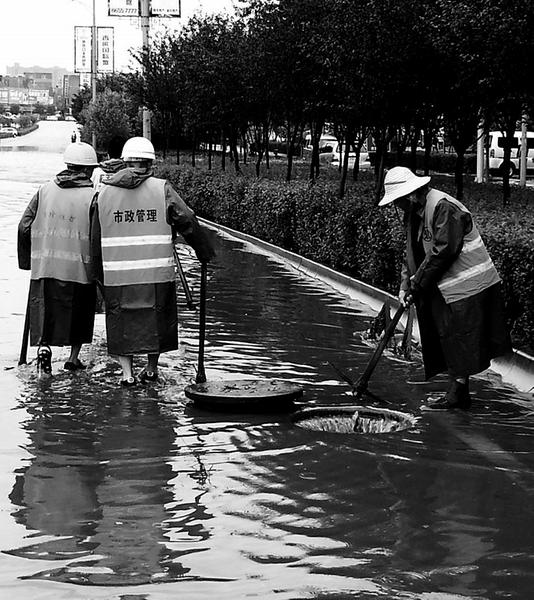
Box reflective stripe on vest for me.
[423,189,501,303]
[30,181,93,284]
[97,177,175,286]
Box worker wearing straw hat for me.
[379,166,511,410]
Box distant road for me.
[0,120,78,154]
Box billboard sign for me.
[97,27,114,73]
[74,26,92,73]
[151,0,180,17]
[108,0,140,17]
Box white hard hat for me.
[121,136,155,161]
[379,166,430,207]
[63,142,99,167]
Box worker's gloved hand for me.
[195,247,216,264]
[401,288,418,307]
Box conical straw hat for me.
[379,166,430,206]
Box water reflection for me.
[6,381,222,585]
[0,146,40,152]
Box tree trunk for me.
[455,151,465,201]
[229,132,241,174]
[339,135,351,198]
[309,120,324,181]
[221,129,226,172]
[422,129,434,175]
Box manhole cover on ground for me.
[185,379,304,412]
[292,405,417,434]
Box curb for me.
[200,217,534,396]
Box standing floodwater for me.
[1,123,534,599]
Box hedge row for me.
[157,164,534,355]
[368,151,478,174]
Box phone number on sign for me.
[109,8,139,15]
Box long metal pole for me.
[140,0,151,140]
[520,113,528,188]
[91,0,97,148]
[476,122,484,183]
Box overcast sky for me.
[0,0,237,74]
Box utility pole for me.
[91,0,97,148]
[476,122,485,183]
[520,113,528,188]
[140,0,151,140]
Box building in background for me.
[63,74,81,106]
[1,64,82,112]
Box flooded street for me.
[1,122,534,599]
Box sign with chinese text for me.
[150,0,180,17]
[74,26,92,73]
[108,0,140,17]
[97,27,115,73]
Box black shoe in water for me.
[64,359,86,371]
[139,369,158,384]
[120,376,137,387]
[37,345,52,375]
[424,380,471,411]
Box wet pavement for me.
[1,122,534,599]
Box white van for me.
[488,130,534,177]
[303,134,368,168]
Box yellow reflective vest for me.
[97,177,175,287]
[422,189,501,304]
[30,181,93,284]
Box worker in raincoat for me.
[379,166,512,410]
[18,142,99,373]
[90,136,215,386]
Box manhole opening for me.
[293,406,416,435]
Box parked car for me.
[0,127,18,137]
[65,115,76,122]
[488,130,534,177]
[303,134,369,168]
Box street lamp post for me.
[91,0,97,148]
[140,0,151,140]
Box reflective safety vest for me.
[422,189,501,304]
[30,181,93,284]
[97,177,175,287]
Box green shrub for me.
[157,163,534,354]
[368,151,477,174]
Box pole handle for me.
[196,263,208,384]
[173,245,196,310]
[354,304,405,399]
[18,287,31,365]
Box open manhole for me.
[292,405,416,434]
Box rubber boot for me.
[36,345,52,375]
[425,378,471,410]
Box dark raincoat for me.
[402,191,512,379]
[18,170,97,347]
[92,158,126,190]
[90,167,214,356]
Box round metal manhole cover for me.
[292,405,416,434]
[185,379,304,411]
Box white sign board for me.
[74,26,92,73]
[151,0,180,17]
[108,0,140,17]
[97,27,115,73]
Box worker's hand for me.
[400,290,415,307]
[195,247,216,264]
